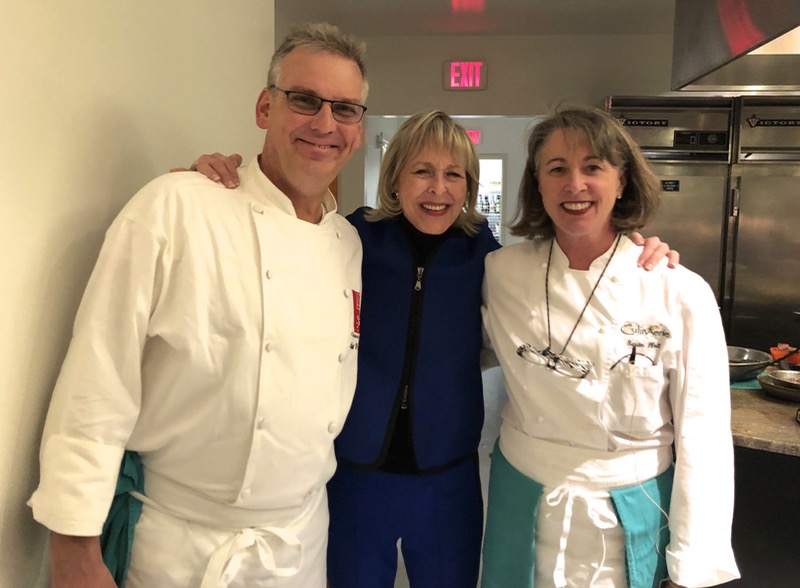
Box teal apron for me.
[100,450,144,587]
[481,442,672,588]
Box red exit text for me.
[443,60,487,90]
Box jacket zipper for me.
[379,262,428,467]
[414,267,424,291]
[400,264,426,412]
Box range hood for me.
[672,0,800,92]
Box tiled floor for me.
[393,367,508,587]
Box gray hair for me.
[268,23,369,102]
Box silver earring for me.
[616,194,622,200]
[391,192,398,200]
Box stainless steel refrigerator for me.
[606,96,800,351]
[727,98,800,351]
[606,97,734,304]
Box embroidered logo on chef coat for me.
[620,322,671,338]
[620,321,670,351]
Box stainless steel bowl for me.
[728,346,772,382]
[760,369,800,390]
[757,372,800,402]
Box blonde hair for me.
[367,110,484,235]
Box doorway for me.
[477,156,504,242]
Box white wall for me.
[364,33,674,115]
[338,32,674,214]
[362,117,405,209]
[0,2,273,585]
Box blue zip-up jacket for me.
[336,207,501,471]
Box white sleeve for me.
[480,274,500,371]
[28,211,163,536]
[666,278,740,586]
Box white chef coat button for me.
[343,289,350,298]
[610,276,619,283]
[241,488,251,499]
[265,269,272,279]
[264,341,272,352]
[338,353,345,362]
[336,231,342,239]
[257,417,267,430]
[537,416,544,423]
[252,204,264,214]
[327,422,338,434]
[599,327,607,334]
[531,310,538,318]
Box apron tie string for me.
[545,486,618,587]
[199,525,303,588]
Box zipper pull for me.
[400,385,409,410]
[414,267,424,291]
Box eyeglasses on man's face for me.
[516,343,593,379]
[269,86,367,124]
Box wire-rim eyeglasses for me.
[516,343,593,379]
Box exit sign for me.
[466,130,481,144]
[444,60,487,91]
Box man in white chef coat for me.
[29,22,366,588]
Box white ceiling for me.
[276,0,676,38]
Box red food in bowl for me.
[770,343,800,365]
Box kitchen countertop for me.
[730,387,800,457]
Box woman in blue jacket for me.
[329,111,500,587]
[187,111,674,588]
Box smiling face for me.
[394,144,468,235]
[256,47,364,202]
[537,128,627,247]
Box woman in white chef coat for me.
[480,105,740,588]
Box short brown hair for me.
[510,104,660,240]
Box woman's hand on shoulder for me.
[171,152,243,188]
[629,231,679,270]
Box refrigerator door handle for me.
[729,186,740,218]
